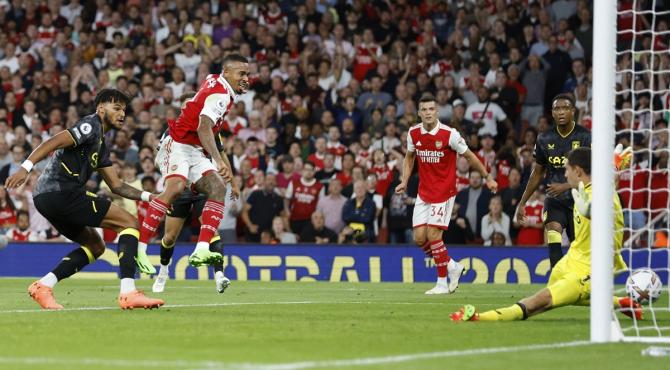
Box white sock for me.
[39,272,58,288]
[120,278,136,294]
[194,241,210,253]
[215,270,224,280]
[138,242,147,254]
[159,264,169,275]
[437,277,448,286]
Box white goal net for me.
[609,0,670,343]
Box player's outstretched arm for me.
[395,150,416,194]
[98,166,152,202]
[462,149,497,193]
[5,131,75,189]
[515,161,547,224]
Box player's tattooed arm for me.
[198,115,229,176]
[97,166,144,201]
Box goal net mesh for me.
[613,0,670,342]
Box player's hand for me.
[515,204,527,225]
[395,182,407,194]
[614,143,633,170]
[216,160,233,182]
[547,183,570,197]
[485,177,498,193]
[5,168,29,189]
[571,181,591,218]
[230,183,240,201]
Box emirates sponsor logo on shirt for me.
[416,149,445,163]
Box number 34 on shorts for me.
[412,195,455,230]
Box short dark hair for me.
[94,88,130,107]
[223,53,248,65]
[552,93,575,108]
[418,93,436,106]
[179,92,196,103]
[567,147,591,175]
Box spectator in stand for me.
[0,186,17,233]
[218,182,243,244]
[385,170,417,244]
[270,216,297,244]
[284,161,323,235]
[300,211,337,244]
[443,203,475,245]
[315,153,338,192]
[515,189,545,246]
[520,54,551,127]
[342,179,376,243]
[456,171,493,237]
[5,210,38,241]
[464,86,512,142]
[316,178,347,235]
[481,196,512,246]
[0,145,26,184]
[242,173,286,243]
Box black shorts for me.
[34,190,112,241]
[543,196,575,241]
[167,192,206,219]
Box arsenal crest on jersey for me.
[435,141,443,149]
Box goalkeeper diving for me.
[451,146,641,322]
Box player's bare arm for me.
[98,166,149,201]
[5,131,75,189]
[218,146,239,199]
[197,115,230,178]
[462,149,498,193]
[546,182,572,197]
[516,161,547,224]
[395,150,416,194]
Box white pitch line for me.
[0,300,502,314]
[0,340,592,370]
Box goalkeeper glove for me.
[571,181,591,218]
[614,143,633,170]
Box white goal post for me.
[591,0,616,343]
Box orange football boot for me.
[118,290,164,310]
[28,281,63,309]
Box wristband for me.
[21,160,34,173]
[141,191,152,202]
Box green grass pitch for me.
[0,278,668,370]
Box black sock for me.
[548,243,563,267]
[160,242,175,266]
[52,247,94,281]
[118,233,138,279]
[209,239,224,273]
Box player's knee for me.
[119,214,139,231]
[163,182,187,203]
[162,234,176,247]
[208,182,227,202]
[88,242,105,258]
[413,234,427,247]
[426,228,442,242]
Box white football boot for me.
[152,264,169,293]
[447,259,465,293]
[215,271,231,293]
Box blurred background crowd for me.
[0,0,667,246]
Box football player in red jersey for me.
[137,54,248,268]
[396,94,497,295]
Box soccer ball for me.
[625,269,663,304]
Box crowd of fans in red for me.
[0,0,667,246]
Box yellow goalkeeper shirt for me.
[564,183,627,275]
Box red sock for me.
[140,198,169,244]
[198,200,225,244]
[430,240,450,278]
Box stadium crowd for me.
[0,0,667,246]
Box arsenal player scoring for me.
[396,94,498,295]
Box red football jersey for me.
[369,164,393,196]
[8,228,31,241]
[496,159,512,190]
[617,163,649,210]
[169,74,237,147]
[650,167,669,214]
[516,200,544,245]
[286,178,323,221]
[307,152,326,171]
[407,122,468,203]
[353,44,381,81]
